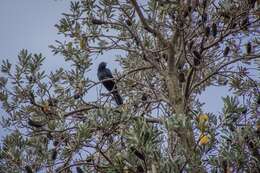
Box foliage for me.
[1,0,260,172]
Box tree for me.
[0,0,260,172]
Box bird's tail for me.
[112,91,123,105]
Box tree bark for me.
[166,34,206,173]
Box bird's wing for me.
[103,80,116,91]
[98,68,116,91]
[97,68,113,80]
[104,68,113,78]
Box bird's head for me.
[98,62,107,70]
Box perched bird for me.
[76,167,84,173]
[246,42,252,55]
[211,23,217,37]
[204,26,210,37]
[193,50,202,66]
[24,165,33,173]
[97,62,123,105]
[223,46,230,57]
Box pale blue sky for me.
[0,0,228,117]
[0,0,69,70]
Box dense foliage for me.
[0,0,260,172]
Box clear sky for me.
[0,0,70,70]
[0,0,229,117]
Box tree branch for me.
[129,0,168,47]
[190,55,260,93]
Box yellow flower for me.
[199,134,210,145]
[198,114,209,132]
[198,114,209,123]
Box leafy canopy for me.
[0,0,260,173]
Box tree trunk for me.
[166,40,206,173]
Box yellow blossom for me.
[198,114,209,123]
[197,114,209,132]
[199,134,210,145]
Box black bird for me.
[97,62,123,105]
